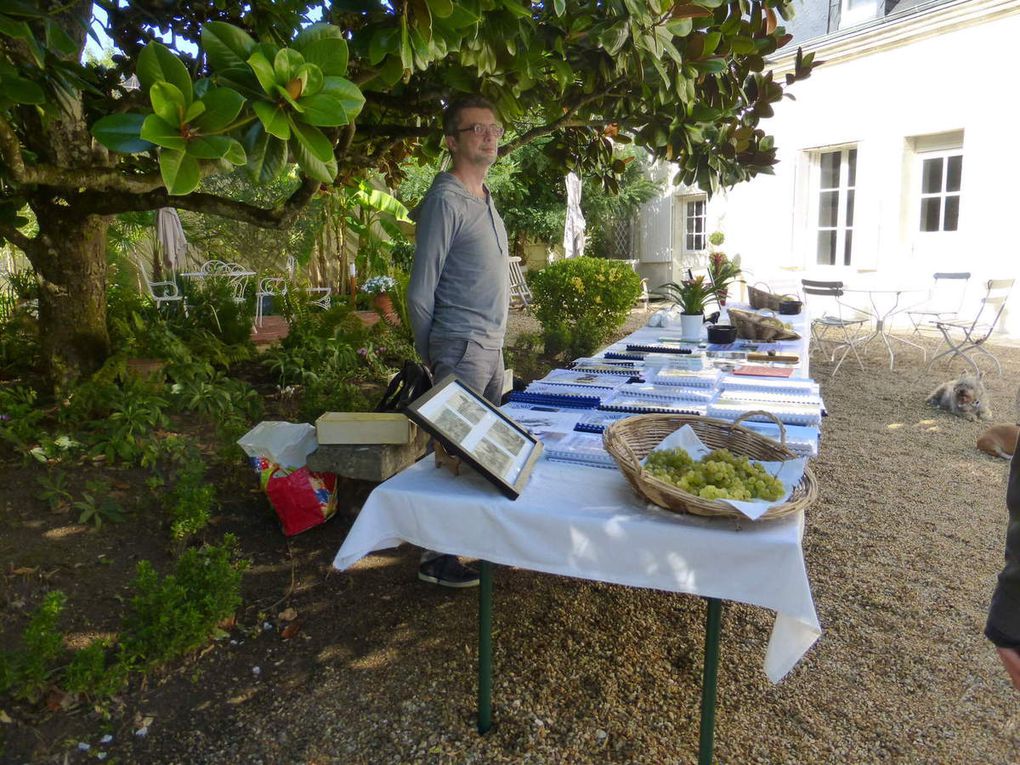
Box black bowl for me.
[779,300,802,315]
[707,324,738,344]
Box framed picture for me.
[405,374,544,500]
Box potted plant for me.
[706,233,742,306]
[659,275,712,339]
[361,275,399,323]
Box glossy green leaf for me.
[3,75,45,104]
[202,22,257,73]
[274,84,305,112]
[289,134,337,183]
[369,28,399,66]
[289,118,334,162]
[183,100,206,123]
[297,93,349,127]
[274,49,305,84]
[295,26,349,76]
[252,100,291,140]
[45,20,77,56]
[185,135,233,160]
[247,51,278,93]
[91,113,153,153]
[553,0,565,17]
[137,42,193,105]
[192,88,245,133]
[320,77,365,120]
[426,0,454,19]
[140,114,186,151]
[296,63,324,97]
[222,138,246,165]
[159,149,200,195]
[243,123,287,183]
[150,81,186,126]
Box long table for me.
[333,309,820,763]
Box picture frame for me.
[405,374,544,500]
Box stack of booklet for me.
[540,430,618,469]
[706,400,823,426]
[599,388,709,416]
[573,410,632,434]
[737,421,820,458]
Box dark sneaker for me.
[418,555,480,588]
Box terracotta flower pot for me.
[372,293,400,325]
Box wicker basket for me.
[603,411,818,521]
[747,282,785,312]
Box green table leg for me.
[478,560,493,734]
[698,598,723,765]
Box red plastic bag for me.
[264,466,337,537]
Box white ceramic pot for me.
[680,312,704,340]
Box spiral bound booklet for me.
[706,400,822,427]
[720,376,820,397]
[648,368,722,388]
[573,410,632,434]
[537,370,632,389]
[508,390,601,409]
[617,382,717,403]
[737,421,820,458]
[716,389,824,407]
[541,431,618,469]
[599,390,709,416]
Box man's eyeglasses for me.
[456,123,505,138]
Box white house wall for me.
[640,0,1020,335]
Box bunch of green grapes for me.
[645,447,785,501]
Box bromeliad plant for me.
[707,251,742,306]
[659,275,714,316]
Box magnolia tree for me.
[0,0,814,386]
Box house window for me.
[683,198,706,253]
[816,148,857,266]
[829,0,881,31]
[919,153,962,232]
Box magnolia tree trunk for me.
[25,210,111,389]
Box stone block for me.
[307,427,430,482]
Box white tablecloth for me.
[333,455,820,682]
[333,308,821,683]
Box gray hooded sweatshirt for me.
[407,172,510,365]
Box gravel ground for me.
[124,307,1020,764]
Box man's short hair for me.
[442,95,497,136]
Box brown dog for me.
[977,388,1020,459]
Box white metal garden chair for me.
[137,259,187,314]
[305,285,331,310]
[924,278,1015,376]
[509,256,532,308]
[801,279,872,376]
[905,272,971,338]
[254,277,287,328]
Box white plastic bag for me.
[238,421,318,470]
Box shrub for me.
[167,456,217,543]
[530,257,642,358]
[64,640,129,699]
[121,535,246,668]
[0,591,67,703]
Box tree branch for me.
[0,222,35,254]
[72,176,322,229]
[499,91,615,155]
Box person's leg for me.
[418,339,504,586]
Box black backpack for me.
[374,361,434,412]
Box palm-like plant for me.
[658,276,713,315]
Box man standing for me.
[407,95,510,587]
[987,446,1020,690]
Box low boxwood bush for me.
[530,257,642,358]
